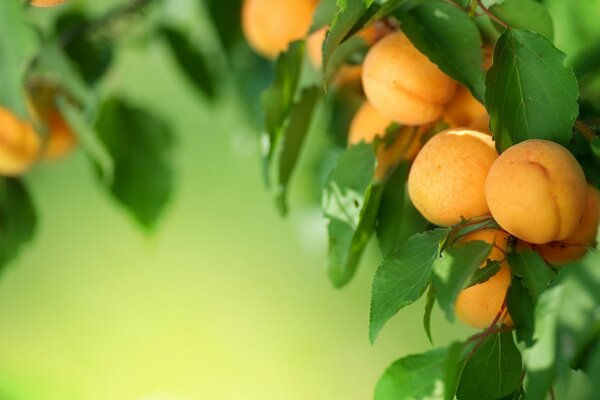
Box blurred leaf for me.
[485,29,579,151]
[273,87,320,214]
[508,250,555,302]
[374,347,447,400]
[311,0,338,31]
[489,0,554,40]
[506,277,535,346]
[369,228,449,343]
[466,259,501,288]
[396,0,485,102]
[444,341,468,400]
[457,331,522,400]
[55,12,114,85]
[205,0,243,53]
[261,41,305,182]
[0,179,37,273]
[161,25,216,99]
[423,285,435,344]
[323,142,380,287]
[431,241,492,322]
[326,86,364,147]
[376,162,428,256]
[0,1,37,118]
[95,98,175,229]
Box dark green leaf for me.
[423,285,435,344]
[508,250,555,302]
[205,0,243,52]
[273,87,321,214]
[0,1,37,117]
[466,259,501,288]
[485,29,579,151]
[374,347,447,400]
[95,99,175,229]
[444,341,468,400]
[55,12,113,85]
[396,0,485,101]
[376,161,429,256]
[161,25,216,98]
[0,179,37,273]
[489,0,554,40]
[432,241,492,322]
[506,277,535,346]
[457,331,522,400]
[323,143,380,287]
[370,228,449,343]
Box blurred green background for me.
[0,0,599,399]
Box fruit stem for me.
[476,0,509,29]
[574,120,599,141]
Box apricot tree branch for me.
[575,120,600,141]
[476,0,509,29]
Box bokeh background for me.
[0,1,599,399]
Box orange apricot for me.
[443,85,488,129]
[0,108,40,175]
[29,0,66,7]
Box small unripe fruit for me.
[408,128,498,226]
[536,185,600,264]
[362,32,456,125]
[0,108,40,176]
[242,0,318,58]
[485,139,587,244]
[455,229,512,329]
[443,86,487,129]
[349,102,422,180]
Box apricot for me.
[443,85,488,129]
[407,128,498,226]
[29,0,66,6]
[536,185,600,264]
[0,108,40,175]
[455,229,512,329]
[242,0,318,58]
[362,32,456,125]
[26,81,77,160]
[349,102,423,180]
[485,139,587,244]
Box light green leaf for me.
[489,0,554,40]
[485,29,579,151]
[506,276,535,346]
[508,250,555,302]
[423,285,435,344]
[369,228,449,343]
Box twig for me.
[550,386,556,400]
[476,0,509,29]
[575,120,599,141]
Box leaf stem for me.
[476,0,509,29]
[574,120,599,141]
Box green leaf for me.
[423,285,435,344]
[323,142,380,287]
[432,240,492,322]
[376,162,429,256]
[0,179,37,273]
[374,347,447,400]
[261,41,305,182]
[0,1,37,117]
[508,250,555,302]
[506,277,535,346]
[457,331,522,400]
[485,29,579,151]
[161,25,216,98]
[95,98,175,230]
[444,341,468,400]
[369,228,449,343]
[466,259,501,288]
[55,12,114,85]
[396,0,485,101]
[489,0,554,40]
[205,0,243,53]
[273,87,321,214]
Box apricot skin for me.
[485,139,587,244]
[443,85,487,129]
[536,185,600,264]
[349,102,422,181]
[242,0,318,58]
[407,128,498,227]
[362,32,456,125]
[0,108,40,176]
[29,0,66,7]
[455,229,512,329]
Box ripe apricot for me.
[0,108,40,175]
[407,128,498,226]
[536,185,600,265]
[242,0,318,58]
[443,86,487,129]
[455,229,512,329]
[485,139,587,244]
[29,0,66,6]
[362,32,456,125]
[349,102,422,180]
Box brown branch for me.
[476,0,509,29]
[575,120,599,141]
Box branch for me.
[476,0,509,29]
[575,120,600,141]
